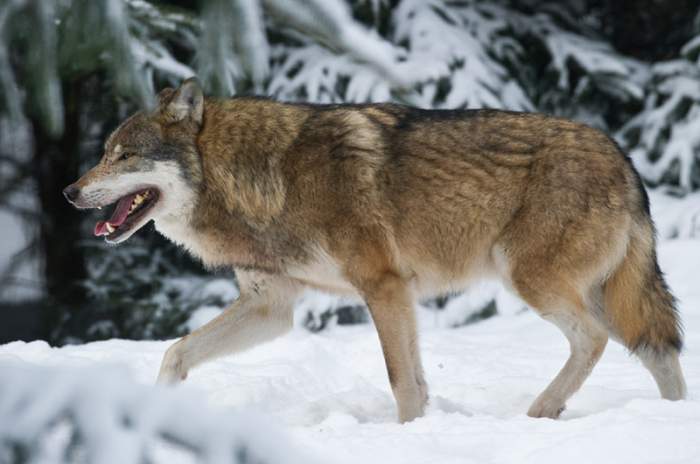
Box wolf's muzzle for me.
[63,184,81,205]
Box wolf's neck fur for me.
[157,98,310,271]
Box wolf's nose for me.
[63,184,80,204]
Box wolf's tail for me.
[604,219,682,354]
[603,217,686,399]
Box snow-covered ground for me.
[1,191,700,463]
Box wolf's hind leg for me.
[495,245,610,418]
[601,222,687,401]
[157,273,298,384]
[527,307,608,419]
[636,349,687,400]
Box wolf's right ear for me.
[161,78,204,125]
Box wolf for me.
[64,78,687,423]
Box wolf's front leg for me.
[356,271,428,423]
[157,272,299,384]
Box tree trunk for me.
[32,78,88,341]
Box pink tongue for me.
[94,193,137,236]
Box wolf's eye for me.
[119,152,136,161]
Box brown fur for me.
[604,222,682,352]
[69,79,687,422]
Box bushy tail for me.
[603,220,683,355]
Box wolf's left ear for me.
[156,87,175,106]
[163,78,204,125]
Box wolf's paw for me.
[156,341,189,385]
[398,401,425,424]
[527,398,565,419]
[396,382,428,424]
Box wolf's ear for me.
[162,78,204,125]
[156,87,176,106]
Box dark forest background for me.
[1,0,699,345]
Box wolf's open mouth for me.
[94,188,160,240]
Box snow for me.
[186,305,224,332]
[0,363,313,464]
[3,275,700,462]
[2,191,700,462]
[648,190,700,239]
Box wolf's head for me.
[64,78,205,244]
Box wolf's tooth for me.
[106,223,115,234]
[98,207,102,210]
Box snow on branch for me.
[618,36,700,191]
[268,0,531,108]
[392,0,530,109]
[264,0,417,88]
[197,0,271,96]
[0,363,311,464]
[127,0,199,86]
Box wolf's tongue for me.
[94,193,137,236]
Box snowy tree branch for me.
[0,364,313,464]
